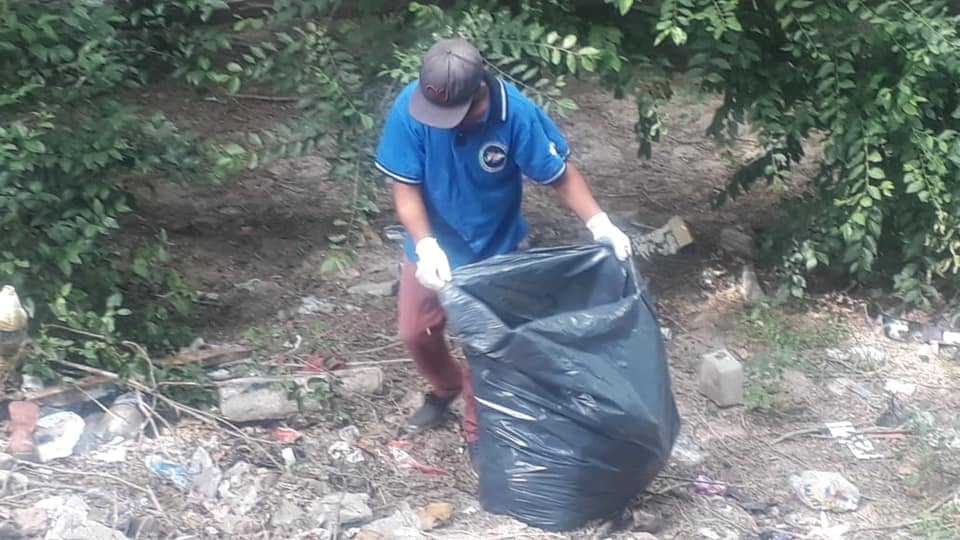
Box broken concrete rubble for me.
[216,367,384,422]
[35,495,126,540]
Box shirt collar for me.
[484,73,508,124]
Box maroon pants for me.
[397,259,478,442]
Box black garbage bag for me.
[438,244,681,532]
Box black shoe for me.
[407,391,458,430]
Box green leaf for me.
[226,62,243,73]
[852,212,866,225]
[867,151,882,163]
[546,31,559,45]
[562,35,577,48]
[867,167,884,179]
[906,182,923,194]
[23,139,45,153]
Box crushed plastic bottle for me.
[788,470,860,512]
[145,455,189,491]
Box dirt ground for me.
[3,75,960,540]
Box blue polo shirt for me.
[374,74,571,270]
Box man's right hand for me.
[415,237,452,291]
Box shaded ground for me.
[3,75,960,540]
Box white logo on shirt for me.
[479,141,508,173]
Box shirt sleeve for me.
[374,95,425,185]
[512,105,572,185]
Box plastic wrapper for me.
[439,245,681,531]
[789,470,861,512]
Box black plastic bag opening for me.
[439,244,681,532]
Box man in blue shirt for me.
[374,38,631,465]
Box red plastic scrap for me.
[273,427,302,443]
[302,354,346,372]
[387,440,448,476]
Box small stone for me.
[297,295,335,316]
[631,508,663,533]
[670,431,705,467]
[719,227,757,259]
[348,281,397,297]
[698,349,744,407]
[271,499,305,527]
[0,470,29,494]
[12,507,47,536]
[740,264,767,306]
[416,502,453,531]
[313,492,373,525]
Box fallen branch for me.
[49,357,283,469]
[770,425,911,445]
[14,458,164,514]
[234,93,300,102]
[849,487,959,534]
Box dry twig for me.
[14,459,164,514]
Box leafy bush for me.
[6,0,960,389]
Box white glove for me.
[586,212,632,261]
[415,237,452,290]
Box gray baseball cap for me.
[409,38,484,129]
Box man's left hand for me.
[586,212,632,261]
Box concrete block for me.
[698,349,744,407]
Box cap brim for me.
[409,84,471,129]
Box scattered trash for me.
[670,431,705,466]
[282,447,297,467]
[825,421,883,460]
[273,427,302,443]
[91,445,127,463]
[826,377,873,399]
[726,489,776,514]
[218,461,261,515]
[8,400,39,456]
[867,304,960,346]
[388,440,447,475]
[36,495,127,540]
[660,326,673,340]
[271,499,305,527]
[328,425,365,463]
[416,502,453,531]
[328,441,365,463]
[313,492,374,525]
[0,470,29,494]
[884,379,917,396]
[383,224,405,242]
[145,454,190,491]
[20,374,44,392]
[789,470,860,512]
[690,475,727,497]
[298,295,335,316]
[35,411,85,462]
[187,447,223,499]
[94,391,149,443]
[354,501,422,539]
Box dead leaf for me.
[354,531,383,540]
[416,502,453,531]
